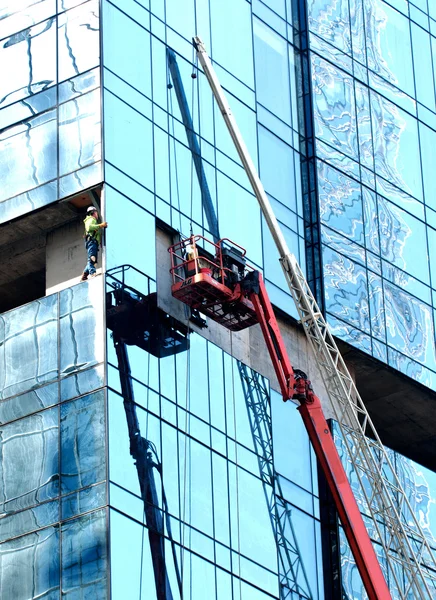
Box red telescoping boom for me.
[248,271,391,600]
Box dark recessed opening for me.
[0,186,102,314]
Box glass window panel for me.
[0,382,58,424]
[419,122,436,212]
[0,109,57,203]
[312,54,358,161]
[368,272,386,341]
[254,18,291,124]
[59,88,101,175]
[384,281,436,370]
[271,388,314,491]
[377,196,429,284]
[0,527,59,599]
[59,66,100,104]
[217,172,262,267]
[366,0,414,97]
[411,23,435,111]
[0,17,56,110]
[212,452,230,545]
[61,509,108,596]
[0,500,59,543]
[0,1,56,41]
[259,126,297,211]
[60,278,104,377]
[370,91,423,202]
[210,0,254,88]
[103,2,151,98]
[0,295,58,400]
[166,0,195,43]
[0,180,58,224]
[0,86,56,131]
[60,364,104,402]
[322,244,370,333]
[318,161,363,244]
[59,161,102,199]
[60,391,106,494]
[62,482,106,520]
[58,0,99,83]
[106,187,156,282]
[0,407,59,514]
[104,91,154,192]
[110,510,157,600]
[237,469,277,571]
[308,0,351,54]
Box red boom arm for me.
[248,272,391,600]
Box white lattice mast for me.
[193,36,436,599]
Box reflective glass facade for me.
[1,0,436,599]
[308,0,436,389]
[0,0,102,224]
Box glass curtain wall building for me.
[1,0,436,599]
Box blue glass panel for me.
[367,1,414,96]
[0,180,58,224]
[318,161,363,244]
[0,86,56,131]
[103,2,151,98]
[62,482,106,520]
[362,187,380,254]
[370,91,423,202]
[59,161,102,199]
[0,382,58,424]
[350,0,365,64]
[368,272,386,341]
[388,346,436,391]
[254,18,292,124]
[105,186,156,281]
[0,17,56,110]
[0,294,58,400]
[59,88,101,175]
[60,364,104,402]
[110,510,158,600]
[384,281,436,370]
[62,509,108,597]
[0,1,56,41]
[0,500,59,543]
[382,261,431,306]
[308,0,351,53]
[312,54,358,161]
[60,391,106,494]
[315,138,360,181]
[377,196,429,285]
[0,408,59,513]
[58,0,99,83]
[60,278,104,377]
[0,109,57,204]
[323,244,370,333]
[411,23,435,112]
[355,80,374,169]
[419,122,436,212]
[104,90,154,192]
[321,227,365,266]
[0,527,59,599]
[59,67,100,104]
[309,32,353,76]
[217,172,263,267]
[209,0,254,88]
[259,126,297,211]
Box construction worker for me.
[80,206,108,281]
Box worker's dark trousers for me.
[84,238,99,276]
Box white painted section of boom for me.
[193,36,436,599]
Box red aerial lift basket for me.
[168,235,258,332]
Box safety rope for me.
[230,333,242,599]
[168,67,183,235]
[180,321,192,595]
